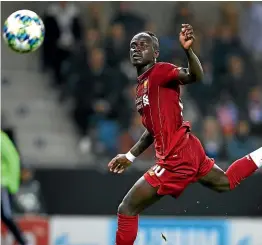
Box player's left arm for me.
[157,24,203,86]
[178,48,203,84]
[178,24,204,84]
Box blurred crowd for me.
[41,2,262,164]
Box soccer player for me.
[108,24,262,245]
[1,130,29,245]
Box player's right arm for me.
[108,129,154,174]
[129,129,154,157]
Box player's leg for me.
[199,147,262,192]
[116,176,162,245]
[1,187,28,245]
[198,164,231,192]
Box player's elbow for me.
[187,71,203,84]
[193,70,204,83]
[185,75,199,84]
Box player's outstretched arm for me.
[178,24,204,84]
[108,130,154,174]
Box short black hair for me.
[144,31,159,51]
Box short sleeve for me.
[155,63,182,86]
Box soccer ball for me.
[3,10,45,53]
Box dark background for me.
[35,168,262,216]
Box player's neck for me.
[137,63,155,77]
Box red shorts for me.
[144,132,214,198]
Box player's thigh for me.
[198,164,230,192]
[119,176,162,215]
[145,163,196,198]
[192,135,230,191]
[187,134,229,191]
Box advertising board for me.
[50,216,110,245]
[110,217,228,245]
[1,216,49,245]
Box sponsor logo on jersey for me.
[143,94,149,106]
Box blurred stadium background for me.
[1,1,262,245]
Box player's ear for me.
[154,50,159,59]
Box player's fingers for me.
[109,160,119,171]
[108,157,116,167]
[182,24,191,28]
[186,33,194,39]
[186,30,193,35]
[186,36,195,42]
[185,26,193,31]
[185,32,195,39]
[186,33,193,38]
[118,168,125,174]
[110,165,117,172]
[117,166,125,174]
[113,164,122,173]
[109,162,118,171]
[185,29,193,34]
[183,28,192,35]
[115,168,124,174]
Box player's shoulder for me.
[155,62,179,69]
[156,62,178,67]
[151,62,182,87]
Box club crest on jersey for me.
[143,79,148,88]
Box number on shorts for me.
[152,165,166,177]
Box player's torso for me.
[135,66,183,158]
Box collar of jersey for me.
[137,64,156,83]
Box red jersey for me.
[135,62,190,161]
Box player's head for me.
[130,31,159,67]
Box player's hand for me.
[179,24,195,50]
[108,154,132,174]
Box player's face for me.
[130,33,155,67]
